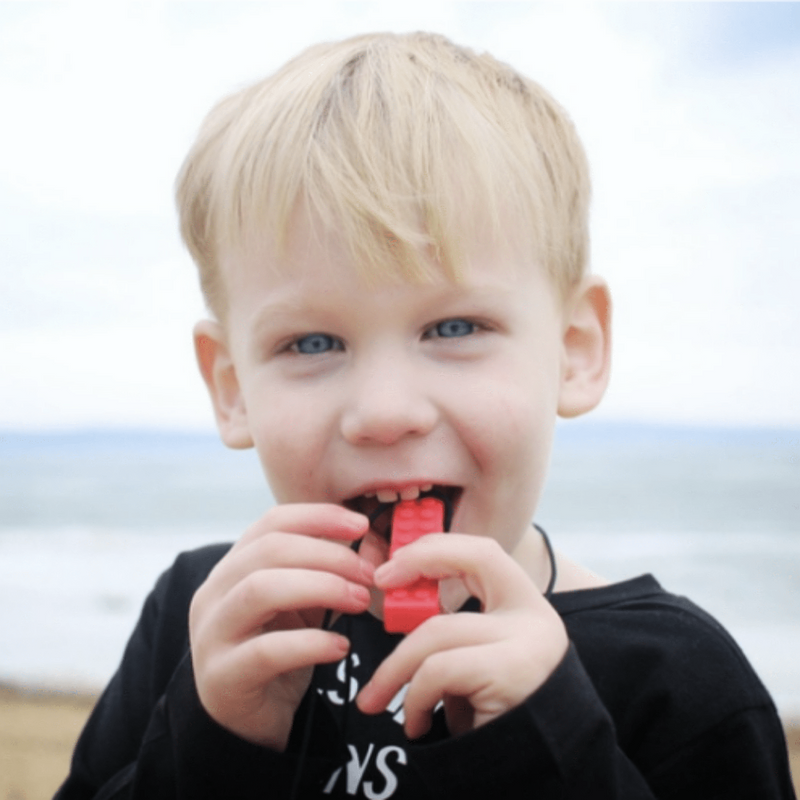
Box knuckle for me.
[416,651,452,685]
[254,531,295,564]
[255,504,287,528]
[240,505,294,542]
[475,535,505,561]
[251,635,283,674]
[417,612,454,638]
[236,569,271,608]
[189,586,206,624]
[196,657,229,708]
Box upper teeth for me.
[370,484,434,503]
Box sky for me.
[1,2,799,431]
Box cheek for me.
[488,396,553,501]
[460,373,556,472]
[247,389,332,502]
[457,376,556,540]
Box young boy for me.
[57,32,795,799]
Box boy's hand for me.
[188,504,373,751]
[356,533,568,738]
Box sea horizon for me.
[1,419,798,715]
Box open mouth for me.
[344,485,461,540]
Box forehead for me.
[224,202,539,302]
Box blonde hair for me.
[176,31,591,320]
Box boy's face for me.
[201,211,600,568]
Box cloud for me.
[1,3,798,428]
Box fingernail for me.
[374,562,390,579]
[355,684,375,714]
[347,512,370,530]
[374,563,397,587]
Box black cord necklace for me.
[534,523,558,598]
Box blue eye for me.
[429,319,477,338]
[292,333,342,354]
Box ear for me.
[193,320,254,449]
[558,276,612,418]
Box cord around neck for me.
[533,523,557,598]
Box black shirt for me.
[56,544,796,799]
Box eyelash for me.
[288,332,344,355]
[423,318,481,340]
[284,317,485,356]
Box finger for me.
[235,503,369,550]
[198,627,351,726]
[206,568,372,642]
[356,612,500,713]
[374,533,540,611]
[359,604,566,715]
[401,645,499,739]
[204,531,375,601]
[222,626,353,688]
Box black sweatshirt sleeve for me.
[411,646,655,798]
[55,544,349,799]
[411,643,794,799]
[53,545,290,799]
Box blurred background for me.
[1,0,798,726]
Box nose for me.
[340,357,439,446]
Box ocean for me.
[1,422,798,717]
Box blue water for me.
[1,422,798,715]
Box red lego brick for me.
[383,497,443,633]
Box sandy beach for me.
[0,683,96,800]
[1,681,798,799]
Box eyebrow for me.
[249,297,309,333]
[247,290,345,340]
[247,280,519,338]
